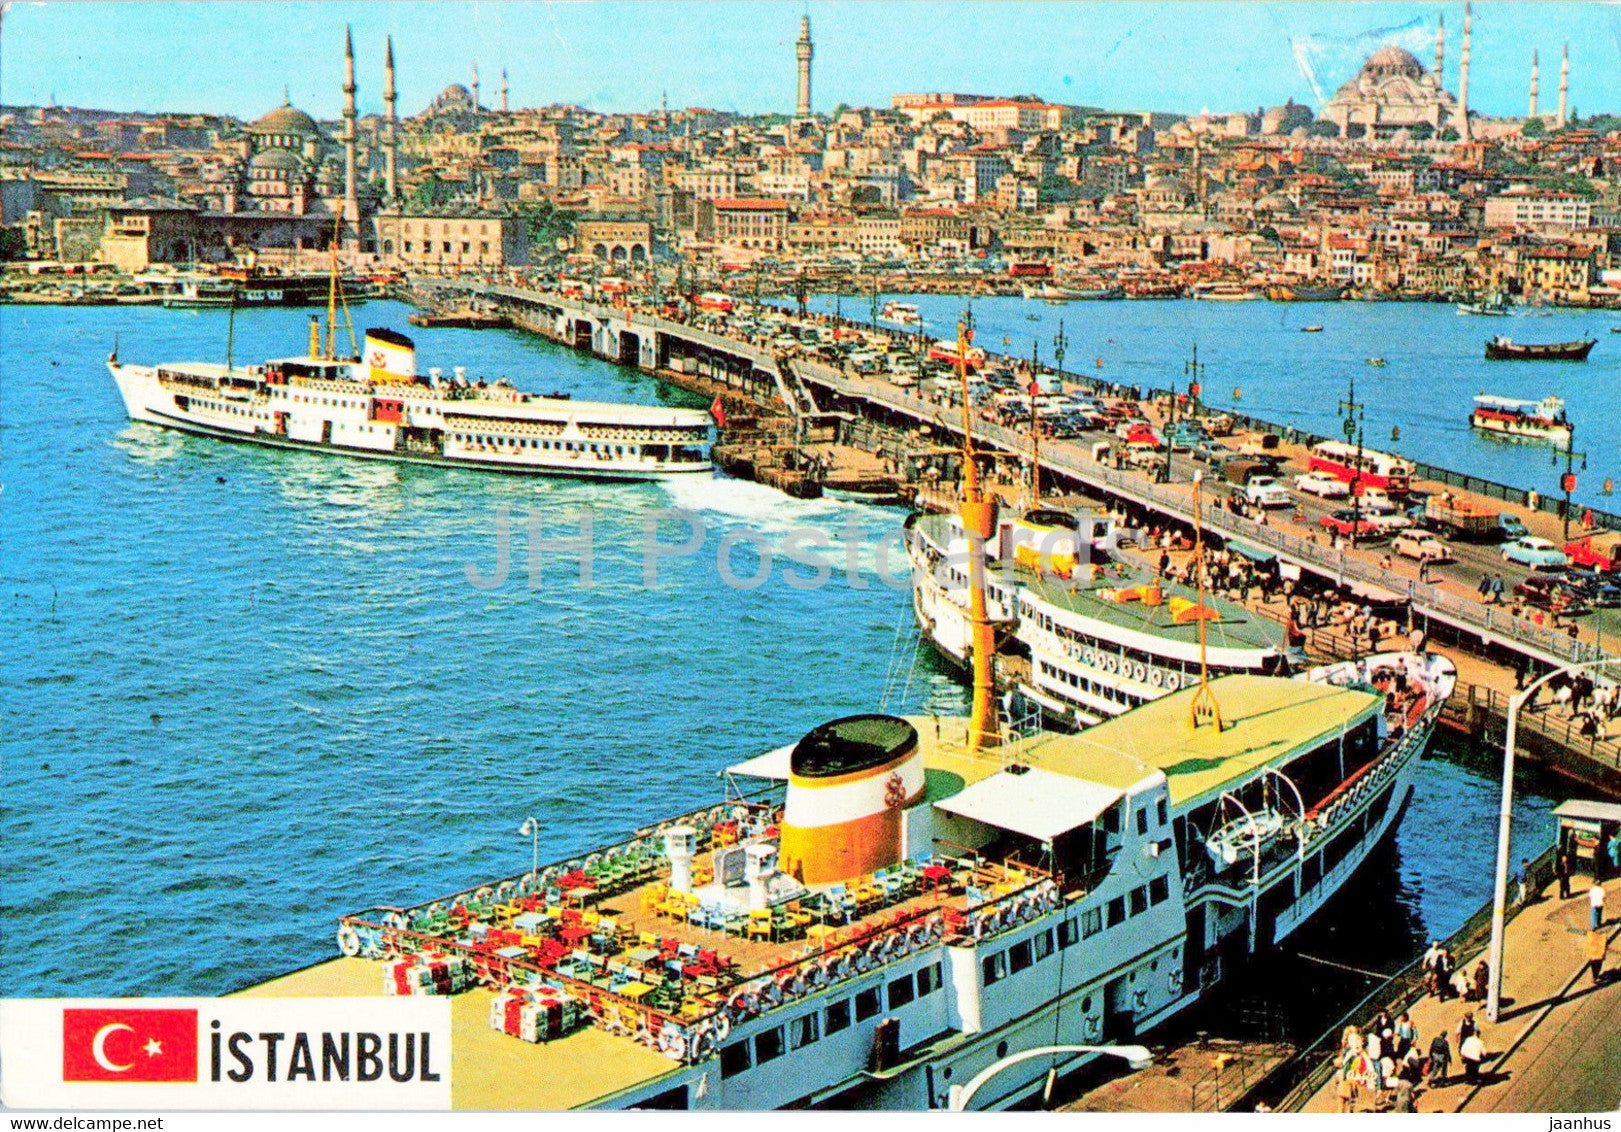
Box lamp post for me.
[1184,341,1205,411]
[1551,424,1587,543]
[1486,656,1619,1022]
[946,1043,1153,1111]
[1051,318,1068,378]
[518,816,541,885]
[1339,377,1367,544]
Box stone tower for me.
[342,25,360,237]
[472,63,481,112]
[501,68,510,113]
[795,15,813,119]
[1457,2,1472,140]
[382,35,398,201]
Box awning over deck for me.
[724,744,795,781]
[933,767,1123,842]
[1552,799,1621,825]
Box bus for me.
[1308,440,1412,494]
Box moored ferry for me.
[906,508,1292,727]
[249,650,1453,1110]
[108,324,713,480]
[1469,394,1572,445]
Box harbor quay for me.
[433,277,1621,794]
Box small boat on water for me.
[1469,394,1572,445]
[1457,292,1510,316]
[879,300,922,328]
[1366,357,1387,367]
[1266,284,1345,302]
[1301,325,1324,333]
[1484,335,1596,361]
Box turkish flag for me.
[710,395,727,429]
[63,1008,198,1082]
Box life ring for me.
[1164,671,1182,691]
[1083,648,1098,667]
[658,1026,688,1061]
[473,886,495,905]
[495,880,516,901]
[1133,988,1149,1010]
[1149,669,1164,688]
[1132,661,1148,684]
[712,1011,733,1043]
[381,911,408,932]
[1168,969,1183,995]
[804,962,827,990]
[1105,655,1119,674]
[337,924,361,957]
[854,948,874,973]
[908,924,929,950]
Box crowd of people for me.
[1331,998,1489,1113]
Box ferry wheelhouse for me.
[1307,440,1412,494]
[109,326,712,480]
[1469,394,1572,445]
[260,651,1452,1111]
[906,508,1292,727]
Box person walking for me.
[1477,573,1492,603]
[1490,574,1505,604]
[1427,1031,1452,1085]
[1557,851,1572,900]
[1515,858,1531,906]
[1459,1030,1486,1082]
[1591,878,1607,931]
[1585,929,1608,984]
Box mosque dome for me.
[1360,46,1427,81]
[252,104,320,136]
[249,148,304,174]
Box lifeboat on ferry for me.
[1204,810,1285,869]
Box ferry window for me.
[825,999,851,1034]
[1104,804,1121,835]
[1106,896,1126,927]
[754,1027,785,1064]
[1130,887,1149,917]
[719,1041,752,1078]
[888,974,915,1007]
[1157,798,1168,826]
[855,988,882,1021]
[981,952,1007,986]
[1149,876,1169,905]
[1057,919,1078,948]
[789,1013,819,1050]
[917,964,942,996]
[1009,940,1034,973]
[1136,807,1149,836]
[1034,929,1054,961]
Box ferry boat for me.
[879,301,923,328]
[1484,335,1596,362]
[245,314,1455,1112]
[1265,284,1345,303]
[136,270,338,309]
[1192,283,1262,302]
[1457,293,1510,316]
[108,315,712,481]
[905,508,1293,727]
[1469,394,1573,445]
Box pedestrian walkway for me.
[1300,875,1619,1113]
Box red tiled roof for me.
[712,198,789,211]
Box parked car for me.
[1294,471,1351,499]
[1502,536,1569,569]
[1360,504,1414,533]
[1559,568,1621,608]
[1564,533,1621,573]
[1244,476,1293,509]
[1513,575,1590,615]
[1393,531,1453,563]
[1189,439,1229,465]
[1497,514,1531,541]
[1320,509,1386,541]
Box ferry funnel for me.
[364,327,416,383]
[778,715,924,886]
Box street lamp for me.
[518,816,541,885]
[1551,425,1587,543]
[1486,656,1619,1022]
[1339,377,1367,544]
[946,1043,1154,1111]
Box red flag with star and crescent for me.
[63,1008,198,1082]
[710,395,727,429]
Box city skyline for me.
[4,1,1619,124]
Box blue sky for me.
[3,2,1617,122]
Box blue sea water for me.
[810,293,1621,511]
[0,298,1564,998]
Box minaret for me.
[471,63,480,112]
[1528,50,1539,119]
[382,35,398,202]
[342,25,360,235]
[1434,14,1444,85]
[795,15,813,120]
[1457,2,1472,140]
[1557,43,1569,128]
[501,68,509,113]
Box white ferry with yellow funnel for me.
[107,322,712,481]
[237,316,1455,1111]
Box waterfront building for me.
[574,215,654,262]
[1484,189,1594,232]
[708,197,790,250]
[373,204,530,271]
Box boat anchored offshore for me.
[1469,394,1573,445]
[1485,335,1596,361]
[108,321,712,481]
[879,301,923,328]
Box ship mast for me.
[956,311,1001,752]
[1188,472,1224,731]
[321,237,357,361]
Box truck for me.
[1565,532,1621,573]
[1423,494,1502,541]
[1244,475,1293,509]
